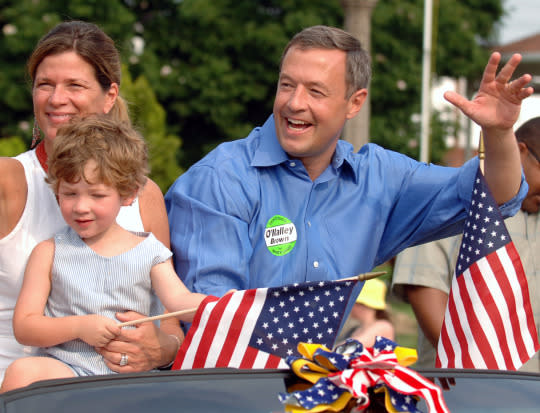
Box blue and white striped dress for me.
[38,226,172,376]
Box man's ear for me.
[517,141,532,166]
[346,88,368,120]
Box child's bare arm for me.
[150,259,207,322]
[13,239,120,347]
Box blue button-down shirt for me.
[165,115,527,297]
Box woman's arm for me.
[0,158,27,239]
[139,178,171,248]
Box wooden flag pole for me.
[117,308,197,327]
[337,271,386,282]
[478,130,485,174]
[117,271,386,327]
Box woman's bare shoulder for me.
[0,156,24,176]
[138,178,170,247]
[0,157,26,195]
[0,157,28,237]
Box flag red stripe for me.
[172,295,219,369]
[264,353,283,369]
[215,290,257,367]
[448,274,475,368]
[192,293,237,368]
[506,243,540,356]
[391,366,450,412]
[458,264,500,368]
[485,250,527,367]
[436,318,453,368]
[240,342,262,368]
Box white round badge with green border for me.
[264,215,297,256]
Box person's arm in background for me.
[405,286,448,348]
[392,236,460,361]
[98,179,184,372]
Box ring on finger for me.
[120,353,128,366]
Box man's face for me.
[520,143,540,213]
[272,47,366,178]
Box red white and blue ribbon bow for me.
[279,337,449,413]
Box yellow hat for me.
[356,279,387,310]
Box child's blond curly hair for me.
[46,115,148,199]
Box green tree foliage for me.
[0,0,183,189]
[126,0,503,166]
[0,0,136,141]
[0,136,25,156]
[0,0,506,179]
[370,0,503,163]
[121,66,183,192]
[125,0,344,165]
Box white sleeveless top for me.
[0,149,144,382]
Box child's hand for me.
[78,315,121,347]
[224,289,237,296]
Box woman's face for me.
[33,51,118,148]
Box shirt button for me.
[290,162,296,167]
[313,261,319,268]
[307,221,312,227]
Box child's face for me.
[57,160,132,242]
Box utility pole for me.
[419,0,433,163]
[341,0,379,151]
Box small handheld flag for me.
[173,278,359,370]
[436,168,539,369]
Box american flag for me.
[436,168,540,369]
[173,279,358,370]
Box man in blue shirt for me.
[165,25,531,298]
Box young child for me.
[1,115,207,392]
[335,279,395,348]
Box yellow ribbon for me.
[283,340,419,413]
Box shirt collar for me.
[333,140,359,184]
[251,115,289,167]
[251,115,359,182]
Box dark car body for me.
[0,368,539,412]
